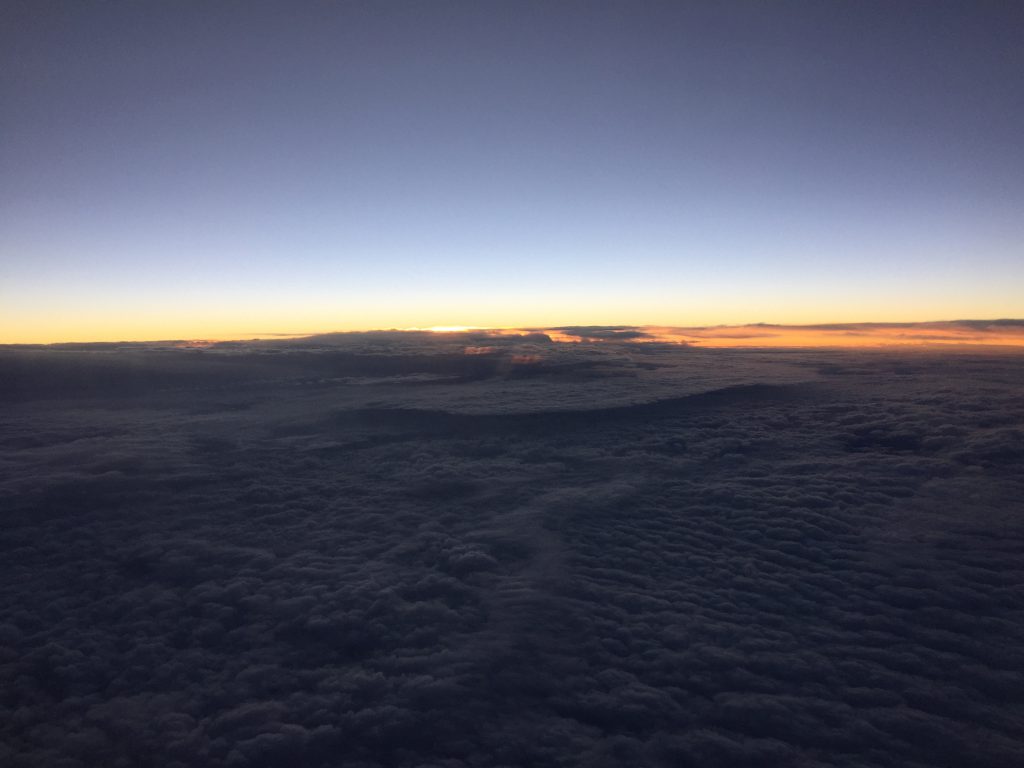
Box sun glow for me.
[408,325,481,333]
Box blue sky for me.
[2,1,1022,341]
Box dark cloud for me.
[551,326,652,341]
[1,342,1023,766]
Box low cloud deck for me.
[1,337,1023,767]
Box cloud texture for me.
[1,337,1023,766]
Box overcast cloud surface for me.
[2,336,1023,766]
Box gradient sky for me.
[2,1,1023,342]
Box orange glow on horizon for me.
[420,322,1024,349]
[464,323,1024,349]
[458,323,1024,349]
[636,323,1024,348]
[4,321,1024,349]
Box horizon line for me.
[5,318,1024,349]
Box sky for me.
[2,1,1023,343]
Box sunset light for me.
[418,326,480,333]
[3,4,1023,765]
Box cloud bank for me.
[1,340,1023,766]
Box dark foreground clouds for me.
[1,339,1023,766]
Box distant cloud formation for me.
[532,320,1024,348]
[1,339,1023,766]
[549,326,654,341]
[6,320,1024,349]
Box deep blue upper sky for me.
[2,1,1022,341]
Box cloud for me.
[551,326,653,341]
[1,343,1023,766]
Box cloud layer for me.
[1,339,1023,766]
